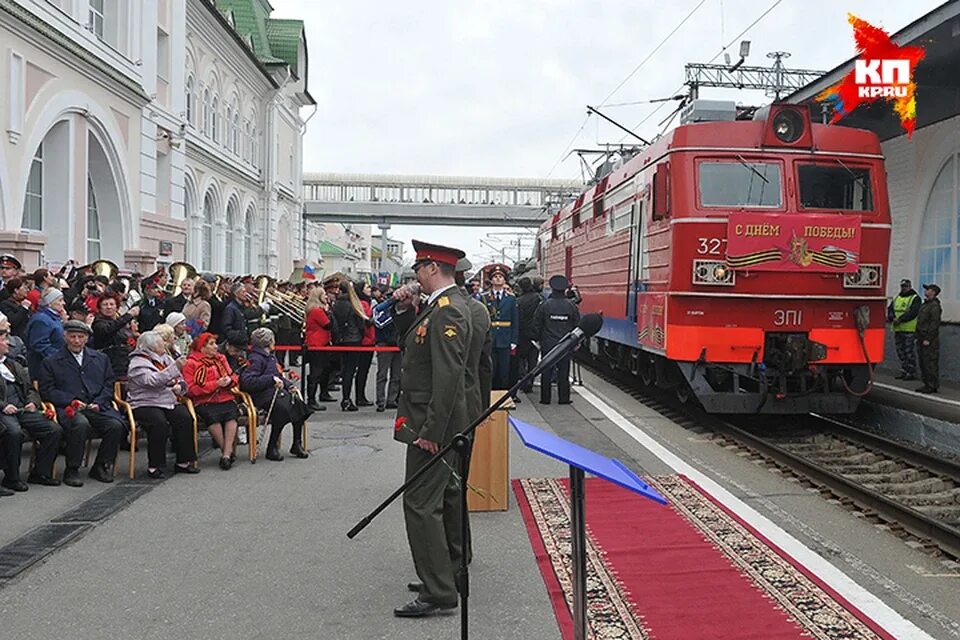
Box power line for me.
[598,0,709,107]
[545,114,591,178]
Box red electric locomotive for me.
[536,102,890,413]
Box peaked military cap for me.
[411,240,465,268]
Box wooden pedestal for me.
[467,391,513,512]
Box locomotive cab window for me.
[698,160,782,208]
[798,163,873,211]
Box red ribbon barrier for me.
[272,345,400,352]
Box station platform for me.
[0,371,955,639]
[867,370,960,423]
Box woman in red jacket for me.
[182,332,240,469]
[304,287,337,409]
[353,281,376,407]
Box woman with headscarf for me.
[127,331,198,478]
[92,292,140,378]
[331,280,370,411]
[353,281,376,407]
[240,328,309,460]
[182,332,240,470]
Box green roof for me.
[265,19,304,76]
[318,241,352,257]
[215,0,304,70]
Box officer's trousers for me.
[539,341,571,404]
[918,338,939,391]
[403,445,458,605]
[491,347,511,390]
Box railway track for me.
[577,358,960,560]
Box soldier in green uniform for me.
[915,283,942,394]
[391,240,479,618]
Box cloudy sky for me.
[270,0,944,268]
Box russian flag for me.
[303,263,317,280]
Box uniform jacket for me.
[394,286,474,446]
[465,296,492,420]
[916,297,942,343]
[126,348,183,410]
[38,346,124,423]
[138,296,165,333]
[534,295,580,346]
[92,313,137,377]
[26,307,64,377]
[480,289,519,348]
[0,356,42,408]
[182,351,238,406]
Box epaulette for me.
[437,296,450,308]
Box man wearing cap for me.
[390,240,480,618]
[38,320,125,485]
[479,264,518,390]
[887,278,921,380]
[535,275,580,404]
[163,276,193,315]
[0,255,22,303]
[26,287,66,378]
[915,283,942,394]
[138,279,166,333]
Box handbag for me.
[289,391,313,424]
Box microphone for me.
[528,313,603,380]
[374,283,422,328]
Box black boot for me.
[307,381,323,411]
[341,398,358,412]
[290,424,310,458]
[265,425,284,461]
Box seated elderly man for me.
[0,321,62,492]
[38,320,125,486]
[240,328,309,460]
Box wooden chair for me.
[232,389,259,462]
[114,381,201,478]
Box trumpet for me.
[255,275,304,324]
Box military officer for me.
[916,283,942,394]
[534,275,580,404]
[391,240,480,618]
[0,255,22,303]
[479,264,518,389]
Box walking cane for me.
[255,386,281,457]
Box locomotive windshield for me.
[698,160,782,208]
[798,163,873,211]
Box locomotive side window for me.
[798,164,873,211]
[698,161,782,208]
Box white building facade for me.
[0,0,313,276]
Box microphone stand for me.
[348,331,589,640]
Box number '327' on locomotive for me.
[536,104,890,414]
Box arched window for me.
[245,207,256,272]
[243,120,251,163]
[202,88,211,137]
[251,127,258,168]
[225,104,233,150]
[225,201,237,273]
[21,144,43,230]
[185,75,195,125]
[86,177,101,261]
[210,96,219,143]
[232,109,240,156]
[202,193,214,270]
[918,155,959,300]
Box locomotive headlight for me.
[772,109,804,143]
[713,265,728,281]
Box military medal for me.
[415,322,428,344]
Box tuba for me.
[90,259,118,281]
[168,261,197,297]
[255,274,304,325]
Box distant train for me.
[536,103,890,414]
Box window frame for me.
[796,161,876,214]
[695,157,785,210]
[21,144,43,231]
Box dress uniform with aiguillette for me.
[479,264,518,389]
[534,275,580,404]
[393,241,478,617]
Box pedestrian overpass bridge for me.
[302,173,582,228]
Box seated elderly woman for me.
[126,331,199,478]
[240,327,309,461]
[152,323,179,358]
[182,332,240,470]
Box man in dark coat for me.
[38,320,125,486]
[0,329,62,492]
[915,283,942,394]
[391,241,480,618]
[137,279,166,333]
[515,276,542,393]
[220,284,249,344]
[534,275,580,404]
[162,276,193,315]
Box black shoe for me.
[916,386,932,393]
[0,486,12,497]
[894,372,907,379]
[407,581,423,592]
[88,464,114,483]
[317,394,336,402]
[289,445,310,459]
[919,386,938,394]
[1,479,28,492]
[27,472,61,487]
[219,456,234,470]
[540,400,551,405]
[376,404,385,412]
[266,449,284,462]
[147,468,165,480]
[341,400,358,412]
[62,469,84,488]
[308,401,324,411]
[558,399,572,405]
[175,464,200,474]
[356,399,374,407]
[229,453,237,463]
[385,402,398,410]
[393,597,457,618]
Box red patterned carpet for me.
[514,476,896,640]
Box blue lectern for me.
[511,418,668,640]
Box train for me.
[536,102,891,414]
